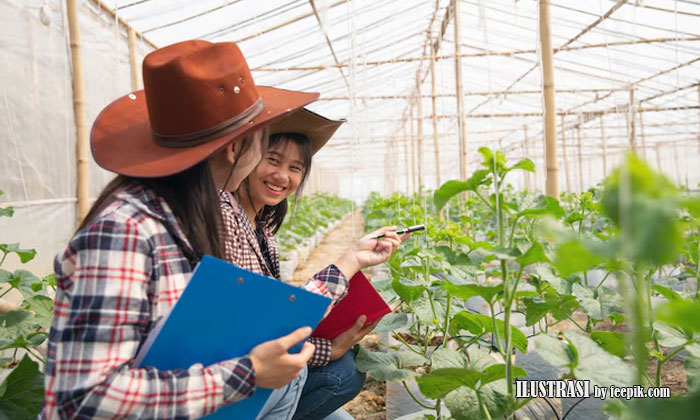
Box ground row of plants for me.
[357,149,700,420]
[276,193,353,252]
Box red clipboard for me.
[312,271,392,340]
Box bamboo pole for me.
[560,115,571,191]
[90,0,158,49]
[66,0,89,223]
[638,109,648,161]
[430,41,441,187]
[523,125,531,191]
[539,0,559,198]
[577,126,583,192]
[600,115,608,177]
[416,74,424,189]
[410,104,417,194]
[452,0,468,181]
[128,27,140,91]
[403,124,410,193]
[628,86,636,151]
[673,143,682,185]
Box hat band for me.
[152,98,264,148]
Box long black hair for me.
[238,132,313,234]
[78,132,261,265]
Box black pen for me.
[372,224,426,239]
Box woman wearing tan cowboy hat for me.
[39,40,403,420]
[220,110,402,420]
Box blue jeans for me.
[257,365,308,420]
[293,350,365,420]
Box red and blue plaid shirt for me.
[218,191,349,367]
[41,184,256,419]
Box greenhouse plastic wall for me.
[0,0,152,278]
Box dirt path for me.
[291,210,364,285]
[292,211,388,419]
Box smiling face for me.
[247,136,307,208]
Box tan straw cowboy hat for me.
[269,108,344,155]
[91,40,319,177]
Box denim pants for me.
[292,350,366,420]
[257,365,308,420]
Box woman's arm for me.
[43,214,255,420]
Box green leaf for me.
[590,331,626,358]
[443,281,501,303]
[0,311,40,351]
[434,171,490,212]
[0,206,13,218]
[654,323,690,348]
[431,348,469,369]
[444,381,509,420]
[354,345,427,382]
[517,195,566,219]
[553,239,602,277]
[412,297,444,327]
[484,247,521,261]
[602,154,683,265]
[524,293,579,326]
[372,313,409,333]
[656,299,700,333]
[516,241,550,267]
[508,158,535,173]
[565,211,584,225]
[685,352,700,393]
[3,270,41,299]
[651,285,682,301]
[450,311,528,353]
[416,368,481,398]
[0,244,37,264]
[612,392,700,420]
[391,276,426,303]
[20,296,53,331]
[479,364,527,387]
[535,332,634,387]
[572,284,620,321]
[0,355,44,419]
[533,334,574,368]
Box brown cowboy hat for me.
[269,108,344,155]
[91,40,319,177]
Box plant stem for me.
[630,268,649,386]
[474,190,496,214]
[476,389,493,420]
[563,313,587,333]
[0,251,7,267]
[401,381,437,410]
[488,302,504,356]
[0,287,12,299]
[595,272,611,292]
[24,347,45,364]
[443,292,452,346]
[507,215,521,248]
[655,341,691,387]
[392,333,423,355]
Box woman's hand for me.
[329,315,380,361]
[249,327,315,389]
[333,226,409,279]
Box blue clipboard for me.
[135,255,332,419]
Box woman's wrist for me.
[333,249,361,279]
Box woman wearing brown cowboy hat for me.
[39,40,403,420]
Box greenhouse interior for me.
[1,0,700,419]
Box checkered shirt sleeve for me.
[40,197,256,419]
[307,337,332,367]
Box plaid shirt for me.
[41,184,255,420]
[219,191,349,367]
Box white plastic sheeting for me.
[1,0,151,274]
[1,0,700,274]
